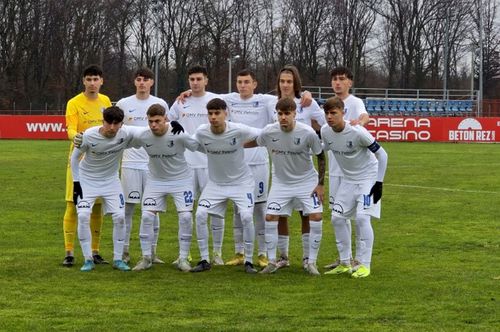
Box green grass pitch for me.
[0,140,498,331]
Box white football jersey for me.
[116,95,169,170]
[168,92,219,168]
[223,92,276,165]
[195,122,259,185]
[257,121,322,184]
[129,126,199,181]
[77,126,134,181]
[321,122,378,183]
[329,94,368,176]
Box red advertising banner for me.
[366,117,500,142]
[0,115,499,143]
[0,115,67,139]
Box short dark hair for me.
[188,65,208,77]
[82,64,103,78]
[147,104,166,117]
[206,98,227,111]
[237,69,257,81]
[323,96,345,113]
[275,97,296,112]
[277,65,302,99]
[103,106,124,123]
[134,67,154,80]
[330,66,353,80]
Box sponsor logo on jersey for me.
[272,138,279,142]
[294,137,301,145]
[267,202,281,212]
[146,143,153,147]
[128,109,135,113]
[198,199,211,208]
[91,143,98,147]
[128,191,141,200]
[77,200,91,209]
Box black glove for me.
[73,181,83,205]
[170,121,184,135]
[369,181,383,204]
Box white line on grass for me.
[387,183,500,195]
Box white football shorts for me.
[266,178,323,217]
[249,163,269,203]
[197,178,255,218]
[328,175,343,208]
[330,179,381,219]
[141,176,194,213]
[193,168,209,197]
[121,168,147,204]
[77,176,125,215]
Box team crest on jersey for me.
[229,137,237,145]
[117,138,124,144]
[253,101,259,107]
[294,137,301,145]
[297,106,304,114]
[167,140,174,147]
[346,141,353,149]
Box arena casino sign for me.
[366,117,500,143]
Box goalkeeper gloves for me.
[73,132,83,148]
[369,181,383,204]
[73,181,83,205]
[170,121,184,135]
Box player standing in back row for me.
[116,67,169,264]
[167,65,226,265]
[62,64,111,267]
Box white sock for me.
[308,221,322,264]
[211,216,224,255]
[139,211,155,257]
[302,233,310,260]
[254,203,266,256]
[265,221,279,262]
[355,214,373,269]
[196,209,210,261]
[153,213,160,247]
[178,211,192,259]
[278,235,289,258]
[241,211,255,263]
[232,210,244,254]
[332,216,351,265]
[77,210,92,260]
[111,212,126,261]
[124,203,135,248]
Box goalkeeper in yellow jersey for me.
[62,64,112,267]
